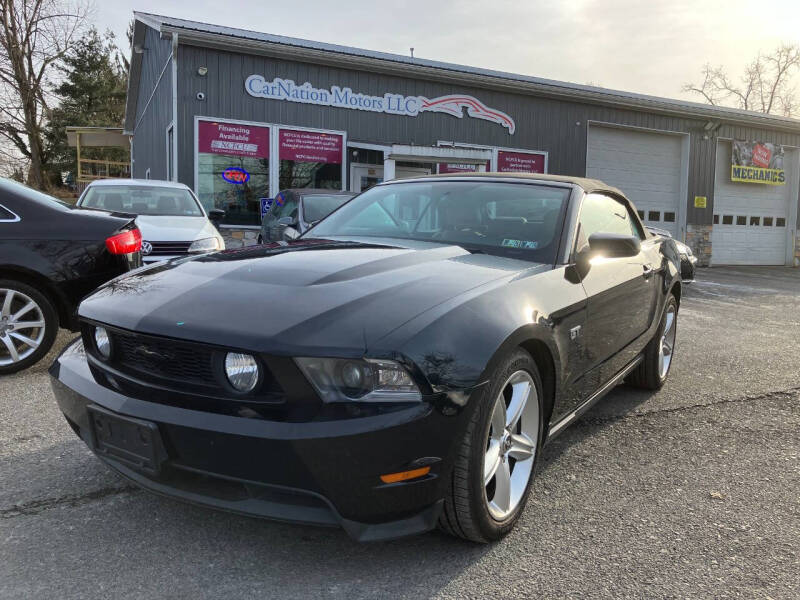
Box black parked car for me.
[50,173,682,542]
[258,188,355,243]
[0,178,141,374]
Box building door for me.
[586,125,684,238]
[350,164,431,193]
[711,141,797,266]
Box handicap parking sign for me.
[260,197,273,216]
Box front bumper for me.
[49,339,466,541]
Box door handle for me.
[642,264,655,279]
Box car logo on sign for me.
[141,241,152,255]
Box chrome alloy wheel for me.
[484,370,539,521]
[0,288,46,366]
[658,304,677,379]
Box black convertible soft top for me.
[424,171,626,198]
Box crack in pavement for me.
[577,386,800,429]
[0,485,139,520]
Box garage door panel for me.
[587,166,681,186]
[711,141,793,266]
[586,126,683,237]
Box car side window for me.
[0,203,19,221]
[578,193,643,244]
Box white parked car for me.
[77,180,225,263]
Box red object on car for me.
[106,227,143,255]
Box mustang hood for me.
[79,240,544,354]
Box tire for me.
[0,279,59,375]
[439,348,543,543]
[257,235,263,244]
[627,295,678,390]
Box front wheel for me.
[0,280,58,375]
[439,349,543,543]
[627,295,678,390]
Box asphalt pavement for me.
[1,267,798,599]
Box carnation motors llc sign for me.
[245,75,516,135]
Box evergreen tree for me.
[44,28,128,185]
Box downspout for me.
[171,33,178,182]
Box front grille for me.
[147,241,193,256]
[110,331,217,385]
[82,325,295,418]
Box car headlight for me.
[224,352,260,392]
[94,326,111,359]
[295,357,421,403]
[674,241,693,257]
[188,237,221,253]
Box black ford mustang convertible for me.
[50,173,682,542]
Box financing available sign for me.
[731,140,786,185]
[245,75,516,135]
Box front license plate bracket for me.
[87,405,167,476]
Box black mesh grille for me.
[147,241,193,256]
[110,331,216,385]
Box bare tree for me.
[683,44,800,117]
[0,0,90,188]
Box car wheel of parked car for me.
[439,349,543,542]
[257,235,263,244]
[627,295,678,390]
[0,280,58,375]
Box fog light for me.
[224,352,259,392]
[94,327,111,359]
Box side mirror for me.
[277,216,295,227]
[208,208,225,223]
[587,233,641,258]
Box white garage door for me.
[711,142,796,266]
[586,125,684,237]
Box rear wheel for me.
[439,349,542,543]
[0,280,58,375]
[627,295,678,390]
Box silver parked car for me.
[77,179,225,263]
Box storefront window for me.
[196,120,270,226]
[278,129,343,190]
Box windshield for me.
[302,194,353,223]
[309,181,570,263]
[80,185,204,217]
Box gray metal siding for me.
[175,44,800,226]
[131,26,173,180]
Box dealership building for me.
[126,12,800,266]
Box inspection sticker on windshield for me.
[502,239,538,249]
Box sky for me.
[96,0,800,103]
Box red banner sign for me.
[198,121,270,158]
[497,150,545,174]
[279,129,343,164]
[751,143,772,168]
